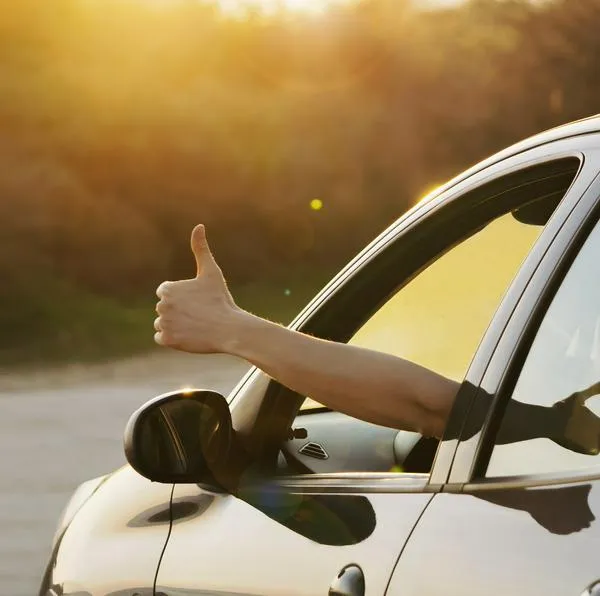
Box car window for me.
[281,158,581,477]
[300,205,554,413]
[486,215,600,478]
[348,213,539,381]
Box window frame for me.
[229,144,592,496]
[448,146,600,491]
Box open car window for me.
[301,160,580,412]
[299,212,542,410]
[347,213,542,380]
[283,158,581,476]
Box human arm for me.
[222,312,457,438]
[155,225,600,452]
[154,225,459,438]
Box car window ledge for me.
[463,466,600,491]
[253,472,433,494]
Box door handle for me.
[581,581,600,596]
[329,564,365,596]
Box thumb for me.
[191,224,218,276]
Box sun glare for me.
[217,0,346,15]
[148,0,459,16]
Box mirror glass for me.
[130,392,232,483]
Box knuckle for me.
[156,281,173,298]
[162,331,180,348]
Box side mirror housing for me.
[124,389,242,490]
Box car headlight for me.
[51,475,108,549]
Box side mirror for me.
[124,389,243,490]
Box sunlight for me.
[414,182,443,207]
[217,0,347,15]
[146,0,462,16]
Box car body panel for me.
[155,478,432,596]
[42,466,172,596]
[386,479,600,596]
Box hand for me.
[154,224,242,354]
[551,381,600,456]
[476,484,595,535]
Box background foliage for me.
[2,0,599,364]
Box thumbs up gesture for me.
[154,225,241,353]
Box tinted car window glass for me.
[348,213,540,380]
[487,217,600,478]
[300,203,555,413]
[298,159,581,419]
[353,213,548,380]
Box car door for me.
[154,144,595,596]
[387,145,600,596]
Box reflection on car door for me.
[387,482,600,596]
[387,167,600,596]
[155,476,433,596]
[47,467,173,596]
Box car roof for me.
[477,114,600,167]
[433,114,600,199]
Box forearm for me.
[225,311,459,438]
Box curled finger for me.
[156,300,169,315]
[156,281,172,299]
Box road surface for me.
[0,351,249,596]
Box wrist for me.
[549,399,569,443]
[220,308,265,358]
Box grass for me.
[0,294,156,369]
[0,267,336,369]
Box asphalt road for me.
[0,352,249,596]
